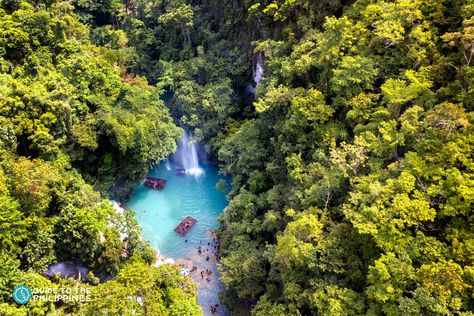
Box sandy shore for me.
[153,231,229,316]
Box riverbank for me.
[153,230,228,316]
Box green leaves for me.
[381,67,434,117]
[158,3,194,28]
[21,217,56,273]
[441,16,474,66]
[217,0,473,313]
[310,285,365,316]
[0,3,181,198]
[366,253,415,306]
[219,237,267,299]
[344,167,436,250]
[158,2,194,46]
[83,259,201,315]
[274,210,323,268]
[0,251,22,303]
[55,203,110,266]
[0,0,473,314]
[291,88,334,124]
[331,55,378,98]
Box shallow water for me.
[126,159,229,315]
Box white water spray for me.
[254,58,263,87]
[174,130,204,176]
[45,262,88,280]
[246,54,264,94]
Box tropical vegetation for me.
[0,0,472,315]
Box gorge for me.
[126,131,229,315]
[0,0,472,315]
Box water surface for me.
[126,158,229,315]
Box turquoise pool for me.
[125,160,228,259]
[125,157,230,315]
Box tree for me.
[55,203,111,267]
[0,169,27,255]
[331,55,378,98]
[81,258,201,315]
[158,2,194,47]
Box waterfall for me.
[165,157,171,171]
[246,54,264,94]
[254,57,263,87]
[174,130,204,176]
[45,262,88,280]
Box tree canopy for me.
[0,0,473,315]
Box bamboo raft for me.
[174,216,197,237]
[144,177,167,190]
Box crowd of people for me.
[196,231,220,284]
[177,231,224,314]
[197,236,220,260]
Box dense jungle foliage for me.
[0,0,473,315]
[0,1,198,314]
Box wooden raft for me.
[144,177,167,190]
[174,216,197,237]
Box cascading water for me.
[174,130,204,176]
[127,129,230,315]
[254,57,264,87]
[246,53,264,94]
[45,262,88,280]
